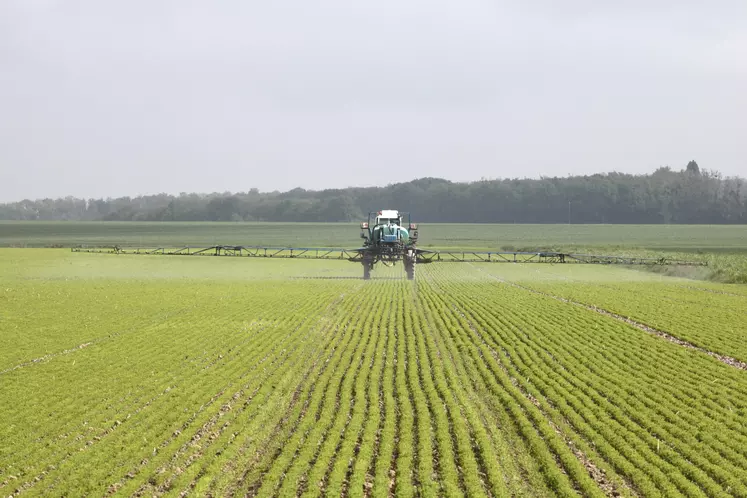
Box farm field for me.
[2,249,747,497]
[2,221,747,252]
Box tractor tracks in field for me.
[574,304,747,371]
[4,383,180,496]
[680,285,747,300]
[233,321,349,497]
[0,307,194,376]
[0,341,94,376]
[15,290,353,497]
[151,288,358,496]
[0,309,197,495]
[231,287,367,496]
[469,264,747,372]
[439,291,632,498]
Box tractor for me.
[359,210,419,280]
[72,209,708,279]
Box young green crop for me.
[3,249,747,497]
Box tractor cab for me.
[375,210,402,227]
[360,210,418,250]
[360,210,410,246]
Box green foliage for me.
[488,264,747,361]
[2,251,747,496]
[2,221,747,252]
[1,167,746,223]
[2,221,746,282]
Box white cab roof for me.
[378,210,399,219]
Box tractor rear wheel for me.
[363,254,373,280]
[405,250,416,280]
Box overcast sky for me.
[1,1,745,202]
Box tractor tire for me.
[363,254,373,280]
[406,250,416,280]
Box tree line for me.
[2,162,745,224]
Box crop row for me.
[480,265,747,361]
[5,259,747,496]
[201,269,583,497]
[422,263,747,497]
[0,278,182,370]
[147,270,562,496]
[0,279,356,495]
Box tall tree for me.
[686,160,700,175]
[2,167,746,224]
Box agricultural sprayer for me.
[72,209,706,279]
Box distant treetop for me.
[1,166,745,224]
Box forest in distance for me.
[3,162,746,224]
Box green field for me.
[2,249,747,497]
[2,221,747,252]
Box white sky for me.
[1,0,745,201]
